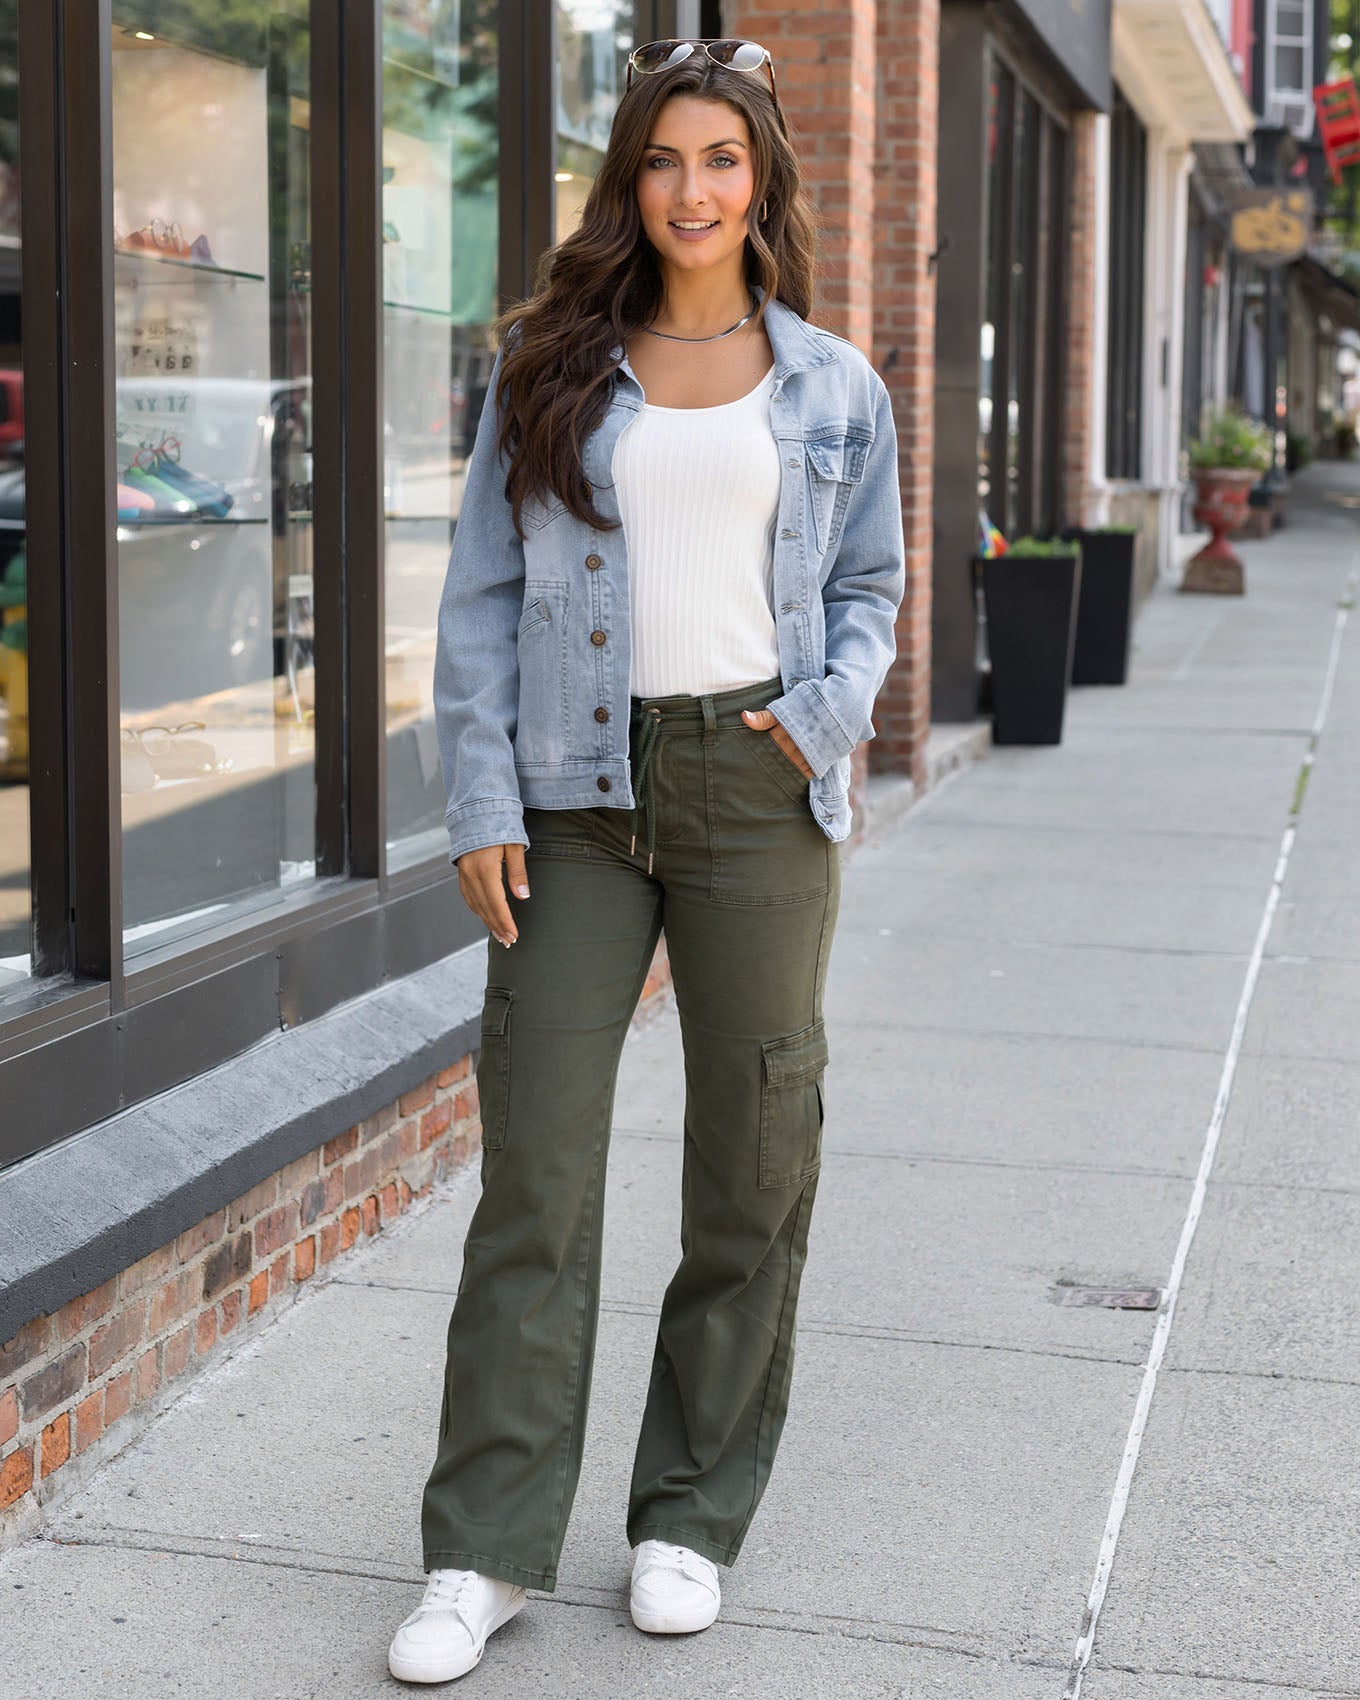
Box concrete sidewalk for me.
[5,465,1359,1697]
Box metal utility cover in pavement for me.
[1049,1285,1163,1310]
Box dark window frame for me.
[1,0,637,1169]
[1106,85,1146,481]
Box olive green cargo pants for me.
[420,675,841,1590]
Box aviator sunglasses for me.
[626,39,787,135]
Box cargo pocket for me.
[758,1018,829,1189]
[477,985,513,1149]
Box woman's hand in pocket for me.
[456,843,530,947]
[741,707,814,778]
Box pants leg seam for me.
[735,1178,814,1552]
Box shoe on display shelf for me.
[150,438,234,518]
[115,219,221,269]
[117,481,157,521]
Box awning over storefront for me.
[1113,0,1255,142]
[1291,252,1360,334]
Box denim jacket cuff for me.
[765,680,856,778]
[444,797,529,865]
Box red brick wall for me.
[0,944,673,1537]
[1063,110,1099,527]
[869,0,939,787]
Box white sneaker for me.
[388,1567,527,1683]
[629,1538,722,1634]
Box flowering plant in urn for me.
[1182,407,1273,595]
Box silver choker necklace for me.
[644,290,759,342]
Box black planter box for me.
[975,549,1081,745]
[1062,527,1135,685]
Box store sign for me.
[1229,189,1314,266]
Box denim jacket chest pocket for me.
[804,429,872,557]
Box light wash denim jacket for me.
[433,281,906,864]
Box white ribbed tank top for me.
[612,362,782,697]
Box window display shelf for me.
[116,515,270,530]
[289,280,455,319]
[383,299,457,320]
[115,250,266,283]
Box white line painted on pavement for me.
[1062,557,1359,1699]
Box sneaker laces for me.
[421,1567,478,1620]
[640,1540,717,1589]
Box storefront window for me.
[556,2,633,239]
[0,0,22,994]
[382,0,498,867]
[111,6,314,957]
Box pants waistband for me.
[629,675,784,730]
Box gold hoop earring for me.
[760,198,768,222]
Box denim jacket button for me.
[597,775,611,791]
[585,553,602,570]
[590,629,607,646]
[594,706,609,722]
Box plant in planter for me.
[1182,407,1273,595]
[1059,522,1137,686]
[975,535,1082,744]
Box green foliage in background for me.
[1188,405,1273,472]
[1006,537,1081,558]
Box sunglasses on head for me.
[626,39,786,134]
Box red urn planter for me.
[1181,468,1258,595]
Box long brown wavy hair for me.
[485,54,822,539]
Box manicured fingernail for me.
[513,883,529,898]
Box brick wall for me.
[867,0,939,789]
[1063,109,1099,527]
[0,944,673,1541]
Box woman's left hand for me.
[741,707,814,779]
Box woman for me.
[388,38,905,1686]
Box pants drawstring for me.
[630,708,661,874]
